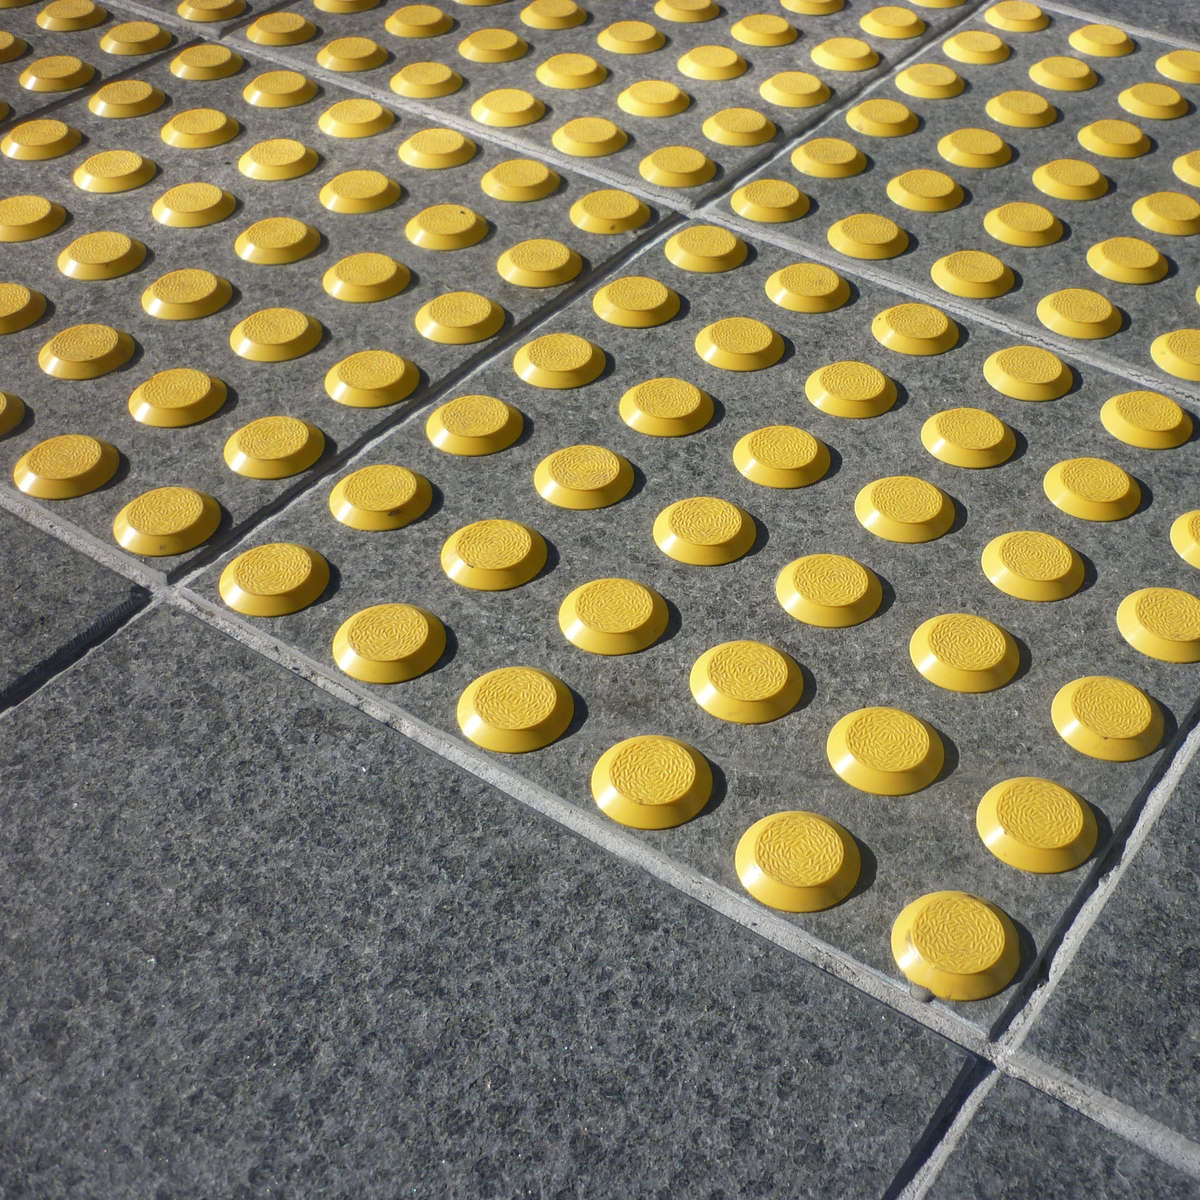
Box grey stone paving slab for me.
[0,603,970,1199]
[190,226,1200,1029]
[229,0,977,211]
[707,3,1200,399]
[0,47,668,575]
[1023,743,1200,1143]
[0,505,145,704]
[928,1074,1200,1200]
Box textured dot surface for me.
[926,614,1008,671]
[572,578,656,633]
[1071,677,1154,739]
[754,813,846,887]
[993,779,1086,850]
[910,894,1006,974]
[455,520,534,570]
[1134,588,1200,641]
[473,668,558,729]
[705,641,789,701]
[666,497,742,545]
[845,708,932,773]
[997,531,1075,580]
[608,738,699,805]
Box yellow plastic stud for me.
[426,394,522,456]
[414,292,505,344]
[152,182,235,228]
[978,777,1096,873]
[931,251,1013,298]
[88,80,165,118]
[678,44,745,80]
[1087,237,1167,285]
[223,416,323,479]
[759,71,829,108]
[939,127,1011,168]
[827,706,944,794]
[496,239,581,288]
[1170,511,1200,568]
[1158,49,1200,84]
[592,276,680,328]
[653,497,755,565]
[776,554,882,627]
[0,32,26,64]
[318,98,393,138]
[665,225,746,274]
[177,0,245,21]
[910,612,1018,692]
[229,309,322,363]
[323,253,408,303]
[1174,151,1200,187]
[112,487,220,556]
[805,360,896,418]
[513,333,604,388]
[73,150,155,194]
[0,283,45,333]
[592,737,711,829]
[1029,54,1096,91]
[324,350,418,408]
[733,426,829,488]
[37,0,105,31]
[986,1,1047,32]
[318,35,387,72]
[458,28,526,63]
[12,434,117,498]
[733,13,796,44]
[694,318,783,371]
[1078,119,1149,158]
[319,170,400,214]
[1152,330,1200,381]
[1117,588,1200,663]
[101,20,170,54]
[522,0,584,29]
[1133,191,1200,236]
[1033,157,1108,201]
[1044,457,1139,521]
[1120,82,1187,120]
[570,189,650,234]
[639,145,715,188]
[618,79,690,117]
[702,107,776,147]
[442,520,546,590]
[887,169,963,213]
[390,62,461,98]
[245,11,314,44]
[140,268,231,320]
[537,52,606,89]
[860,5,924,38]
[559,578,668,654]
[690,640,803,724]
[38,323,133,378]
[810,36,878,72]
[782,0,843,11]
[766,263,849,312]
[128,368,225,427]
[481,159,559,203]
[2,118,80,160]
[736,812,861,912]
[243,70,315,107]
[620,378,712,436]
[332,604,445,683]
[472,88,545,127]
[327,464,431,530]
[981,531,1083,601]
[552,117,627,158]
[985,201,1062,247]
[922,405,1015,469]
[895,62,963,98]
[987,89,1056,128]
[1069,22,1132,56]
[828,213,908,259]
[856,475,954,542]
[847,98,918,137]
[655,0,717,20]
[1037,288,1121,339]
[234,217,319,265]
[984,345,1072,401]
[596,19,663,54]
[238,139,318,181]
[19,54,93,92]
[398,127,475,170]
[170,43,241,79]
[1052,676,1163,761]
[892,891,1019,1000]
[219,543,329,617]
[1101,391,1191,449]
[0,195,65,241]
[0,392,25,438]
[405,204,487,250]
[386,5,451,37]
[871,303,958,355]
[534,444,633,510]
[944,30,1009,64]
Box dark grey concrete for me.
[0,604,971,1199]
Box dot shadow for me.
[561,683,589,741]
[696,757,727,819]
[931,726,959,787]
[844,834,877,903]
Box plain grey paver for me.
[1023,743,1200,1144]
[0,507,146,705]
[928,1074,1200,1200]
[0,604,970,1199]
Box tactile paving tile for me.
[0,44,666,573]
[225,0,978,210]
[189,224,1200,1027]
[116,0,292,38]
[710,4,1200,395]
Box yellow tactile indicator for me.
[655,0,717,21]
[73,150,156,194]
[666,225,747,273]
[160,108,238,150]
[235,217,320,265]
[596,19,664,55]
[1087,237,1167,285]
[318,35,389,73]
[19,54,94,92]
[805,360,896,418]
[1037,288,1121,339]
[593,276,680,328]
[986,1,1048,32]
[1102,391,1191,449]
[695,317,783,372]
[513,333,605,388]
[319,98,394,139]
[910,612,1019,692]
[1159,49,1200,84]
[734,425,829,489]
[2,118,81,160]
[791,137,867,179]
[405,204,487,250]
[219,543,330,617]
[1118,588,1200,663]
[171,43,242,80]
[938,127,1011,168]
[399,128,476,170]
[245,70,317,107]
[480,158,559,202]
[322,253,408,303]
[653,497,755,565]
[1152,330,1200,381]
[986,89,1057,128]
[677,44,746,81]
[985,201,1061,247]
[386,5,452,37]
[872,303,958,355]
[497,239,581,288]
[38,323,133,379]
[921,407,1015,468]
[472,88,545,128]
[112,487,220,556]
[0,283,46,333]
[522,0,585,29]
[178,0,246,21]
[230,308,322,362]
[1133,191,1200,236]
[1033,157,1108,201]
[441,519,546,589]
[536,52,605,90]
[892,891,1020,1000]
[984,345,1072,401]
[1078,119,1150,159]
[827,706,944,795]
[0,31,24,65]
[978,778,1097,874]
[618,79,689,117]
[128,368,226,427]
[759,71,829,108]
[591,736,711,829]
[766,262,849,313]
[888,169,963,213]
[860,5,924,38]
[426,394,522,455]
[328,464,432,530]
[1171,512,1200,567]
[1044,457,1140,521]
[896,62,964,99]
[223,416,324,479]
[944,30,1010,64]
[390,61,462,98]
[37,0,105,31]
[89,80,165,118]
[981,530,1083,601]
[246,9,316,43]
[776,553,882,627]
[102,19,170,55]
[458,27,527,63]
[1029,54,1096,92]
[931,250,1013,299]
[458,665,573,753]
[570,189,650,234]
[782,0,843,12]
[619,377,713,436]
[0,393,25,438]
[1052,676,1164,761]
[320,170,400,214]
[534,444,633,510]
[238,139,318,181]
[828,213,908,259]
[0,194,66,242]
[690,639,803,724]
[703,107,776,148]
[1120,82,1187,120]
[559,577,668,655]
[847,98,919,138]
[736,812,861,912]
[1070,22,1134,57]
[141,268,231,320]
[553,117,627,158]
[153,182,236,228]
[12,433,118,498]
[810,36,878,72]
[415,292,505,344]
[324,350,419,408]
[332,604,445,684]
[856,475,955,542]
[733,12,797,44]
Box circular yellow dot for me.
[1037,288,1120,339]
[398,127,475,171]
[405,204,487,250]
[931,250,1014,298]
[223,415,324,479]
[733,12,797,45]
[38,323,133,379]
[534,444,632,510]
[219,543,329,617]
[327,463,431,530]
[596,20,664,55]
[559,578,668,655]
[237,138,317,182]
[592,276,680,328]
[1158,49,1200,84]
[985,201,1062,247]
[0,392,25,437]
[860,5,924,38]
[12,433,118,499]
[731,179,809,224]
[733,425,829,489]
[655,0,717,21]
[978,778,1096,874]
[19,54,94,92]
[776,554,881,628]
[38,0,105,31]
[472,88,544,128]
[497,239,581,288]
[766,262,849,313]
[332,604,445,684]
[112,487,220,556]
[553,116,627,158]
[619,378,712,437]
[513,332,605,388]
[1133,191,1200,236]
[480,158,559,203]
[702,107,775,147]
[1117,588,1200,663]
[828,706,944,795]
[1033,157,1108,201]
[321,252,408,303]
[0,194,66,242]
[691,640,803,724]
[140,268,231,320]
[678,44,745,80]
[592,736,711,829]
[759,70,829,108]
[570,189,650,234]
[1052,676,1163,761]
[1087,237,1167,285]
[811,36,878,72]
[1120,82,1187,120]
[229,308,322,363]
[128,368,226,427]
[234,217,319,265]
[319,98,393,139]
[887,168,963,213]
[522,0,584,29]
[1152,329,1200,381]
[1173,150,1200,188]
[1078,119,1149,158]
[871,302,958,355]
[0,282,45,334]
[892,892,1020,1000]
[319,169,400,214]
[986,89,1056,127]
[639,145,715,188]
[324,350,418,409]
[910,612,1018,692]
[88,79,165,119]
[896,62,963,99]
[944,29,1009,64]
[981,530,1083,601]
[246,11,315,44]
[318,35,388,72]
[442,520,546,591]
[1069,22,1133,57]
[0,32,26,65]
[243,69,316,108]
[985,1,1047,32]
[415,292,505,344]
[152,182,235,228]
[665,225,746,273]
[426,394,522,456]
[984,345,1072,400]
[1044,456,1139,521]
[178,0,246,21]
[1101,390,1191,449]
[653,496,755,565]
[921,407,1015,468]
[386,5,451,37]
[736,812,861,912]
[694,317,783,372]
[170,43,242,80]
[939,126,1011,168]
[161,108,238,149]
[73,149,156,194]
[458,27,526,63]
[847,98,918,138]
[805,360,896,418]
[856,475,954,542]
[1170,512,1200,568]
[828,212,908,259]
[2,118,81,160]
[101,20,170,55]
[618,78,689,117]
[1029,54,1096,92]
[782,0,843,11]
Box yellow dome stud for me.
[441,520,546,590]
[318,98,394,139]
[1158,49,1200,84]
[319,170,401,214]
[457,666,573,753]
[19,54,94,93]
[895,62,963,99]
[596,20,664,55]
[0,392,25,438]
[983,345,1072,401]
[328,465,431,531]
[480,159,559,203]
[694,318,783,371]
[1069,23,1133,57]
[653,497,756,566]
[426,394,522,456]
[931,250,1014,299]
[655,0,717,21]
[776,554,882,628]
[678,44,746,80]
[1169,511,1200,569]
[238,138,319,182]
[938,127,1011,168]
[513,333,605,388]
[1132,191,1200,236]
[871,303,958,355]
[702,108,776,148]
[152,182,236,228]
[847,98,919,138]
[1044,457,1139,521]
[855,476,955,543]
[229,308,322,362]
[1033,158,1108,201]
[219,544,330,617]
[1077,119,1149,159]
[570,190,650,234]
[736,812,860,912]
[1101,391,1191,449]
[496,239,581,288]
[13,434,118,499]
[810,36,878,72]
[399,128,476,170]
[534,445,633,510]
[690,640,804,724]
[639,146,716,188]
[73,150,156,194]
[457,28,527,63]
[537,52,607,90]
[1029,55,1096,91]
[733,12,796,44]
[223,416,324,479]
[0,194,66,242]
[733,426,829,489]
[471,87,546,128]
[323,253,409,303]
[792,138,868,181]
[828,706,944,795]
[332,605,445,684]
[887,169,963,213]
[759,71,829,108]
[559,578,668,655]
[921,407,1015,468]
[665,225,747,274]
[170,43,241,80]
[618,79,690,118]
[0,283,46,334]
[985,202,1062,247]
[592,736,711,829]
[390,62,462,99]
[1052,676,1164,761]
[414,293,505,344]
[2,118,81,161]
[1117,588,1200,663]
[1087,237,1167,285]
[1152,330,1200,381]
[766,263,849,313]
[910,613,1019,692]
[57,232,145,281]
[100,20,171,55]
[552,117,627,158]
[112,487,220,556]
[986,89,1056,128]
[860,5,924,38]
[317,35,388,72]
[37,324,133,379]
[140,269,232,320]
[944,30,1010,63]
[986,2,1048,33]
[160,108,239,150]
[37,0,106,32]
[981,531,1084,602]
[128,368,225,428]
[522,0,585,30]
[731,179,809,224]
[1119,82,1187,120]
[593,277,680,328]
[245,10,315,44]
[324,351,419,408]
[405,204,488,250]
[177,0,246,21]
[619,378,713,437]
[386,5,452,37]
[828,212,909,259]
[977,778,1097,873]
[243,69,316,108]
[805,361,896,418]
[892,892,1020,1000]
